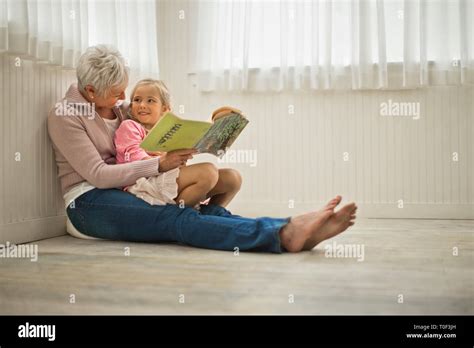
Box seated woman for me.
[47,45,357,253]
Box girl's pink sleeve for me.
[115,120,150,163]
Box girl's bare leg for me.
[175,163,219,207]
[206,168,243,207]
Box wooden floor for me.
[0,219,472,315]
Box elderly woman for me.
[47,45,357,253]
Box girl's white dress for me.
[126,167,180,206]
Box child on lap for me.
[114,79,242,208]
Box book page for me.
[194,113,249,156]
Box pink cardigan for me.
[47,83,160,195]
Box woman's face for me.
[131,85,169,129]
[86,83,127,109]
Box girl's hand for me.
[159,149,198,172]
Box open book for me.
[139,107,249,157]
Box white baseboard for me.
[226,202,474,220]
[0,216,67,244]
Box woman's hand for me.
[146,150,164,157]
[158,149,198,172]
[212,106,242,122]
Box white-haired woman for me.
[47,45,357,253]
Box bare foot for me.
[305,202,358,250]
[279,196,341,253]
[324,195,342,210]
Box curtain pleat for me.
[0,0,159,78]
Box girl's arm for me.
[115,120,151,162]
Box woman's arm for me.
[47,112,160,189]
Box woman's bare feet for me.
[279,196,342,253]
[305,202,358,250]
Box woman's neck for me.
[96,107,116,120]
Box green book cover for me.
[140,111,249,157]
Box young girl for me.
[114,79,242,208]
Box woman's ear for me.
[85,85,96,99]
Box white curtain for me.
[191,0,474,91]
[0,0,159,77]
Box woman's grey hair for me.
[77,45,129,97]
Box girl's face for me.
[131,85,169,130]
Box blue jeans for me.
[66,188,290,253]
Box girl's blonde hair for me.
[130,79,171,109]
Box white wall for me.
[0,54,75,243]
[157,0,473,219]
